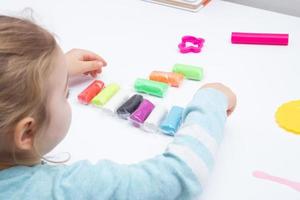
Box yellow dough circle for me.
[275,100,300,134]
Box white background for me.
[224,0,300,17]
[1,0,300,199]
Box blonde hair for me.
[0,15,58,165]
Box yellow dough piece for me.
[275,100,300,134]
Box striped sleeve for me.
[51,88,228,200]
[167,88,227,185]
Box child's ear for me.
[14,117,37,151]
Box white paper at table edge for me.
[142,0,206,12]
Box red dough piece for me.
[78,80,105,104]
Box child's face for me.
[36,47,72,156]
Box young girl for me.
[0,15,236,200]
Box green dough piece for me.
[172,64,203,80]
[92,83,120,106]
[134,78,168,98]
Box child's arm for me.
[53,83,235,200]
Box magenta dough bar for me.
[130,99,155,124]
[231,32,289,45]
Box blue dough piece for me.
[160,106,184,136]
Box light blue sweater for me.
[0,88,228,200]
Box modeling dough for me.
[92,83,120,106]
[134,78,168,97]
[130,99,155,126]
[160,106,184,136]
[78,80,104,104]
[275,100,300,134]
[149,71,184,87]
[172,64,203,81]
[116,94,143,119]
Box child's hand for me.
[65,49,107,77]
[201,83,237,116]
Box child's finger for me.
[91,69,101,76]
[81,60,103,74]
[227,108,234,116]
[90,71,98,78]
[82,52,107,66]
[83,68,101,77]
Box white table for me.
[2,1,300,199]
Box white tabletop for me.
[2,1,300,199]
